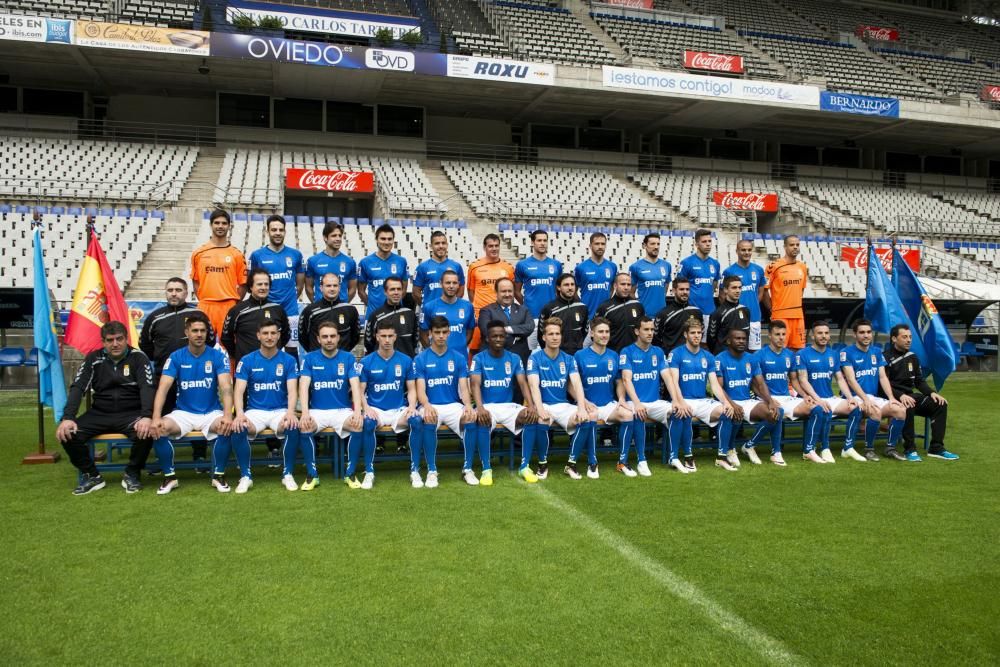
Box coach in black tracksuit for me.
[298,273,360,353]
[882,324,955,457]
[56,321,157,494]
[538,273,589,355]
[363,276,418,357]
[654,276,702,355]
[595,273,643,352]
[221,268,291,365]
[707,275,750,354]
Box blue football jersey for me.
[235,350,298,411]
[420,297,476,353]
[755,346,796,397]
[470,349,524,404]
[358,350,413,410]
[515,256,562,317]
[667,345,715,399]
[414,348,468,405]
[163,346,229,414]
[527,349,578,405]
[574,258,617,318]
[413,257,465,305]
[250,246,304,316]
[629,258,672,316]
[796,346,840,398]
[574,346,619,405]
[723,262,764,322]
[358,252,408,316]
[299,349,357,410]
[678,254,721,315]
[840,344,884,396]
[306,251,357,302]
[619,343,666,403]
[714,350,759,401]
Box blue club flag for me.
[864,245,929,365]
[33,228,67,422]
[892,248,956,388]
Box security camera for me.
[198,59,210,75]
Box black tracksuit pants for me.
[62,410,153,477]
[902,393,948,454]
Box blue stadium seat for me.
[68,207,82,215]
[25,348,38,367]
[33,206,49,214]
[357,218,370,227]
[295,216,310,224]
[960,341,983,358]
[248,214,263,223]
[51,206,65,215]
[99,208,113,217]
[402,219,415,228]
[116,208,131,217]
[234,213,248,222]
[0,348,26,368]
[0,204,10,214]
[133,210,148,219]
[85,207,98,216]
[342,217,356,226]
[310,216,325,224]
[15,206,29,214]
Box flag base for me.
[22,451,61,465]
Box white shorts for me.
[542,402,579,434]
[165,409,224,440]
[287,314,299,348]
[369,406,411,433]
[867,395,890,411]
[687,397,723,427]
[773,395,805,420]
[483,402,528,435]
[308,408,358,438]
[244,409,289,436]
[595,401,622,423]
[823,397,850,413]
[628,399,672,425]
[421,402,466,437]
[748,321,762,351]
[732,399,764,424]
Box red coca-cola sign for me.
[684,50,745,74]
[980,85,1000,102]
[840,246,920,271]
[712,191,779,212]
[855,25,899,41]
[285,168,375,193]
[605,0,653,8]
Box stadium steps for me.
[846,36,942,98]
[125,207,203,298]
[176,147,228,208]
[721,27,793,79]
[568,0,628,63]
[615,173,693,229]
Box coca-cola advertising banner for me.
[684,50,744,74]
[840,246,920,271]
[712,191,779,212]
[855,25,899,41]
[604,0,653,8]
[285,168,374,193]
[980,85,1000,102]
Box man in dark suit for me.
[477,277,533,363]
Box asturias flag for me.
[33,228,67,422]
[892,248,956,387]
[64,231,138,353]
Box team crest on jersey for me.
[871,355,877,365]
[527,359,535,371]
[264,310,271,318]
[702,358,708,369]
[505,361,512,375]
[339,262,346,272]
[447,360,455,372]
[548,265,555,275]
[395,364,402,377]
[285,257,293,268]
[399,315,405,324]
[276,363,284,377]
[338,314,345,324]
[907,362,913,372]
[205,361,213,374]
[828,358,834,368]
[607,359,614,372]
[337,363,345,376]
[785,358,791,369]
[225,256,232,264]
[652,355,658,367]
[605,268,611,279]
[745,363,752,374]
[659,267,666,277]
[459,309,465,319]
[631,308,637,317]
[390,264,397,273]
[559,362,566,374]
[123,365,130,377]
[575,312,580,322]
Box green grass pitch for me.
[2,374,998,665]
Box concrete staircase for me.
[567,0,628,63]
[125,148,228,299]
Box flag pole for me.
[23,215,60,464]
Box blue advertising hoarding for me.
[820,91,899,117]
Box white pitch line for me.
[531,484,804,667]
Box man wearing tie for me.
[477,278,534,364]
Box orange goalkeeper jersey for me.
[191,242,247,303]
[764,259,808,316]
[467,258,514,314]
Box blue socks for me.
[519,423,540,470]
[864,417,881,450]
[463,422,490,471]
[843,407,862,450]
[803,405,824,453]
[280,429,311,478]
[769,409,785,455]
[619,418,648,464]
[153,436,174,476]
[887,417,904,449]
[568,421,597,467]
[667,416,690,462]
[717,415,734,456]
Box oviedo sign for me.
[285,168,375,192]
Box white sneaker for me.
[616,462,638,477]
[156,477,179,495]
[425,471,439,489]
[802,450,825,464]
[462,469,480,486]
[636,460,653,477]
[235,476,253,494]
[726,449,741,468]
[770,452,787,466]
[564,464,582,480]
[842,447,867,462]
[715,458,738,472]
[586,464,599,479]
[361,472,374,490]
[281,474,298,491]
[410,471,424,489]
[741,445,762,465]
[820,449,836,464]
[211,477,230,493]
[669,459,689,474]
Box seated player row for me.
[59,307,957,495]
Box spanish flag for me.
[65,231,138,353]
